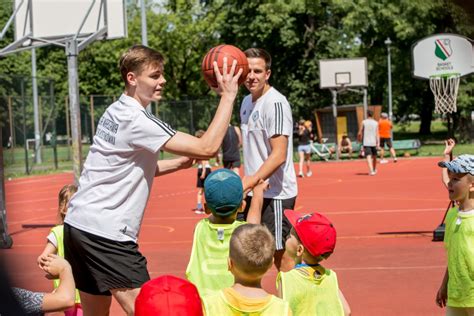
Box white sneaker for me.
[306,171,313,177]
[369,170,377,176]
[380,159,388,164]
[298,172,304,178]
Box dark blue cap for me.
[204,169,243,217]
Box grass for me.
[3,120,472,178]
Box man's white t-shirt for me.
[362,118,379,147]
[65,94,176,243]
[240,87,297,200]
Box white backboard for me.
[14,0,127,41]
[319,58,368,89]
[412,33,473,79]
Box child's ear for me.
[126,72,137,86]
[296,244,305,257]
[204,204,212,215]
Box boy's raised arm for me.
[246,181,269,224]
[441,139,455,188]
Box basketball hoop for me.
[429,73,460,114]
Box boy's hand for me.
[443,139,455,157]
[178,157,194,170]
[253,180,269,195]
[436,284,447,308]
[39,254,71,279]
[213,58,242,99]
[242,174,262,194]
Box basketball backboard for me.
[319,58,368,89]
[412,33,473,79]
[14,0,127,42]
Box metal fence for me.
[1,74,239,177]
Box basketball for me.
[201,44,249,88]
[404,152,411,157]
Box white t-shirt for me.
[362,118,379,147]
[65,94,176,242]
[240,87,297,200]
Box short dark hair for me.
[367,110,373,117]
[244,48,272,70]
[119,45,164,86]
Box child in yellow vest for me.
[202,224,291,315]
[277,210,351,316]
[436,154,474,315]
[186,168,267,297]
[37,184,82,316]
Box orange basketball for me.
[201,44,249,88]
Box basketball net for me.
[429,74,460,114]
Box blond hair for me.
[229,224,275,275]
[57,184,78,224]
[119,45,165,85]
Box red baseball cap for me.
[135,275,203,316]
[284,210,337,257]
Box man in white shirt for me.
[358,110,380,176]
[240,48,298,272]
[63,45,243,316]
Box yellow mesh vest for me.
[50,225,81,304]
[186,219,245,297]
[278,266,344,316]
[203,289,290,316]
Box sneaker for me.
[306,171,313,177]
[369,170,377,176]
[393,158,398,163]
[380,159,388,164]
[298,172,304,178]
[194,208,205,215]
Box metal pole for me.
[66,39,83,183]
[363,88,368,119]
[31,48,42,163]
[21,78,29,175]
[65,96,71,161]
[90,95,95,136]
[331,89,339,160]
[141,0,148,46]
[50,80,58,169]
[7,96,14,163]
[385,37,393,122]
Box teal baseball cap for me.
[204,169,243,217]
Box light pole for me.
[384,37,393,122]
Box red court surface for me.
[2,157,449,315]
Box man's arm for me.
[242,135,288,192]
[234,126,242,147]
[162,60,242,159]
[154,157,194,177]
[357,123,364,142]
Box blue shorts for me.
[298,144,311,154]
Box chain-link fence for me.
[1,74,243,177]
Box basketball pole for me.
[331,89,340,160]
[66,39,83,183]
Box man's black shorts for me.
[63,224,150,295]
[223,160,241,169]
[364,146,377,156]
[380,138,393,148]
[238,196,296,251]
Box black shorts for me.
[196,167,212,188]
[63,224,150,295]
[364,146,377,156]
[380,138,393,148]
[238,196,296,251]
[223,160,241,169]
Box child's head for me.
[284,210,336,265]
[195,130,205,138]
[58,184,78,223]
[135,275,203,316]
[119,45,165,87]
[438,155,474,202]
[228,224,275,281]
[204,169,243,220]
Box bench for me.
[391,139,421,154]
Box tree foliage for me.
[0,0,472,140]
